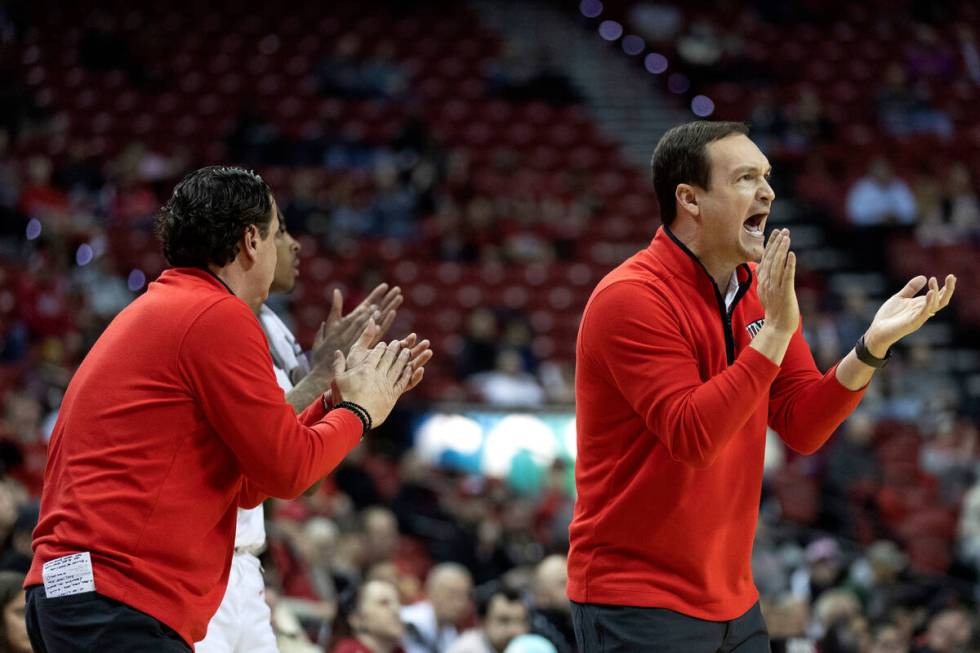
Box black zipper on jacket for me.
[664,226,753,365]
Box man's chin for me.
[741,243,764,264]
[269,278,296,295]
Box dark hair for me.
[476,583,526,618]
[0,571,24,653]
[154,165,273,268]
[651,121,749,225]
[333,578,400,646]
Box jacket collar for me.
[647,225,753,310]
[156,267,236,296]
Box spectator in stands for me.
[785,88,835,151]
[0,571,30,653]
[955,25,980,86]
[334,579,406,653]
[791,537,848,603]
[484,42,581,106]
[359,507,396,553]
[916,163,980,245]
[747,88,787,152]
[458,309,500,378]
[850,541,912,624]
[447,586,529,653]
[811,589,862,641]
[17,157,67,219]
[762,593,811,653]
[956,480,980,572]
[370,159,417,239]
[875,64,952,139]
[905,26,957,83]
[318,35,405,101]
[401,563,473,653]
[469,349,546,406]
[915,608,973,653]
[846,158,917,227]
[819,613,871,653]
[303,517,355,606]
[869,622,909,653]
[528,556,573,653]
[822,411,880,538]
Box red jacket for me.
[27,268,362,646]
[568,227,865,620]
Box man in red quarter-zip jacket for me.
[24,166,428,652]
[568,122,957,652]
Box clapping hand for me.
[311,283,402,367]
[330,327,433,428]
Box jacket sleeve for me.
[178,298,363,499]
[768,321,867,454]
[585,281,781,469]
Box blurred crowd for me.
[0,0,979,652]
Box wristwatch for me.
[855,335,891,368]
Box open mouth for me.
[743,213,767,237]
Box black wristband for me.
[335,401,372,437]
[855,335,891,369]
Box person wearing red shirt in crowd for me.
[568,122,957,652]
[332,579,406,653]
[24,166,429,651]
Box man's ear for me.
[675,183,700,218]
[241,224,261,262]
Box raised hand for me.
[311,283,403,367]
[330,340,415,428]
[864,274,957,356]
[755,228,799,334]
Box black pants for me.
[25,585,190,653]
[571,600,770,653]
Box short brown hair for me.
[651,121,749,225]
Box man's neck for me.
[208,262,263,313]
[667,220,738,290]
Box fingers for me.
[399,333,418,349]
[349,319,379,358]
[328,288,343,324]
[341,301,379,344]
[314,321,328,347]
[938,274,957,308]
[771,231,790,289]
[331,350,346,377]
[759,229,789,285]
[378,285,402,314]
[759,229,781,275]
[409,341,433,369]
[406,366,425,392]
[389,347,411,384]
[376,295,402,339]
[365,341,387,368]
[362,283,390,308]
[376,339,402,373]
[897,275,927,299]
[783,250,796,292]
[920,288,938,319]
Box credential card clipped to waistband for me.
[42,552,96,598]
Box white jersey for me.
[234,305,307,549]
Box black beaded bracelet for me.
[335,400,372,437]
